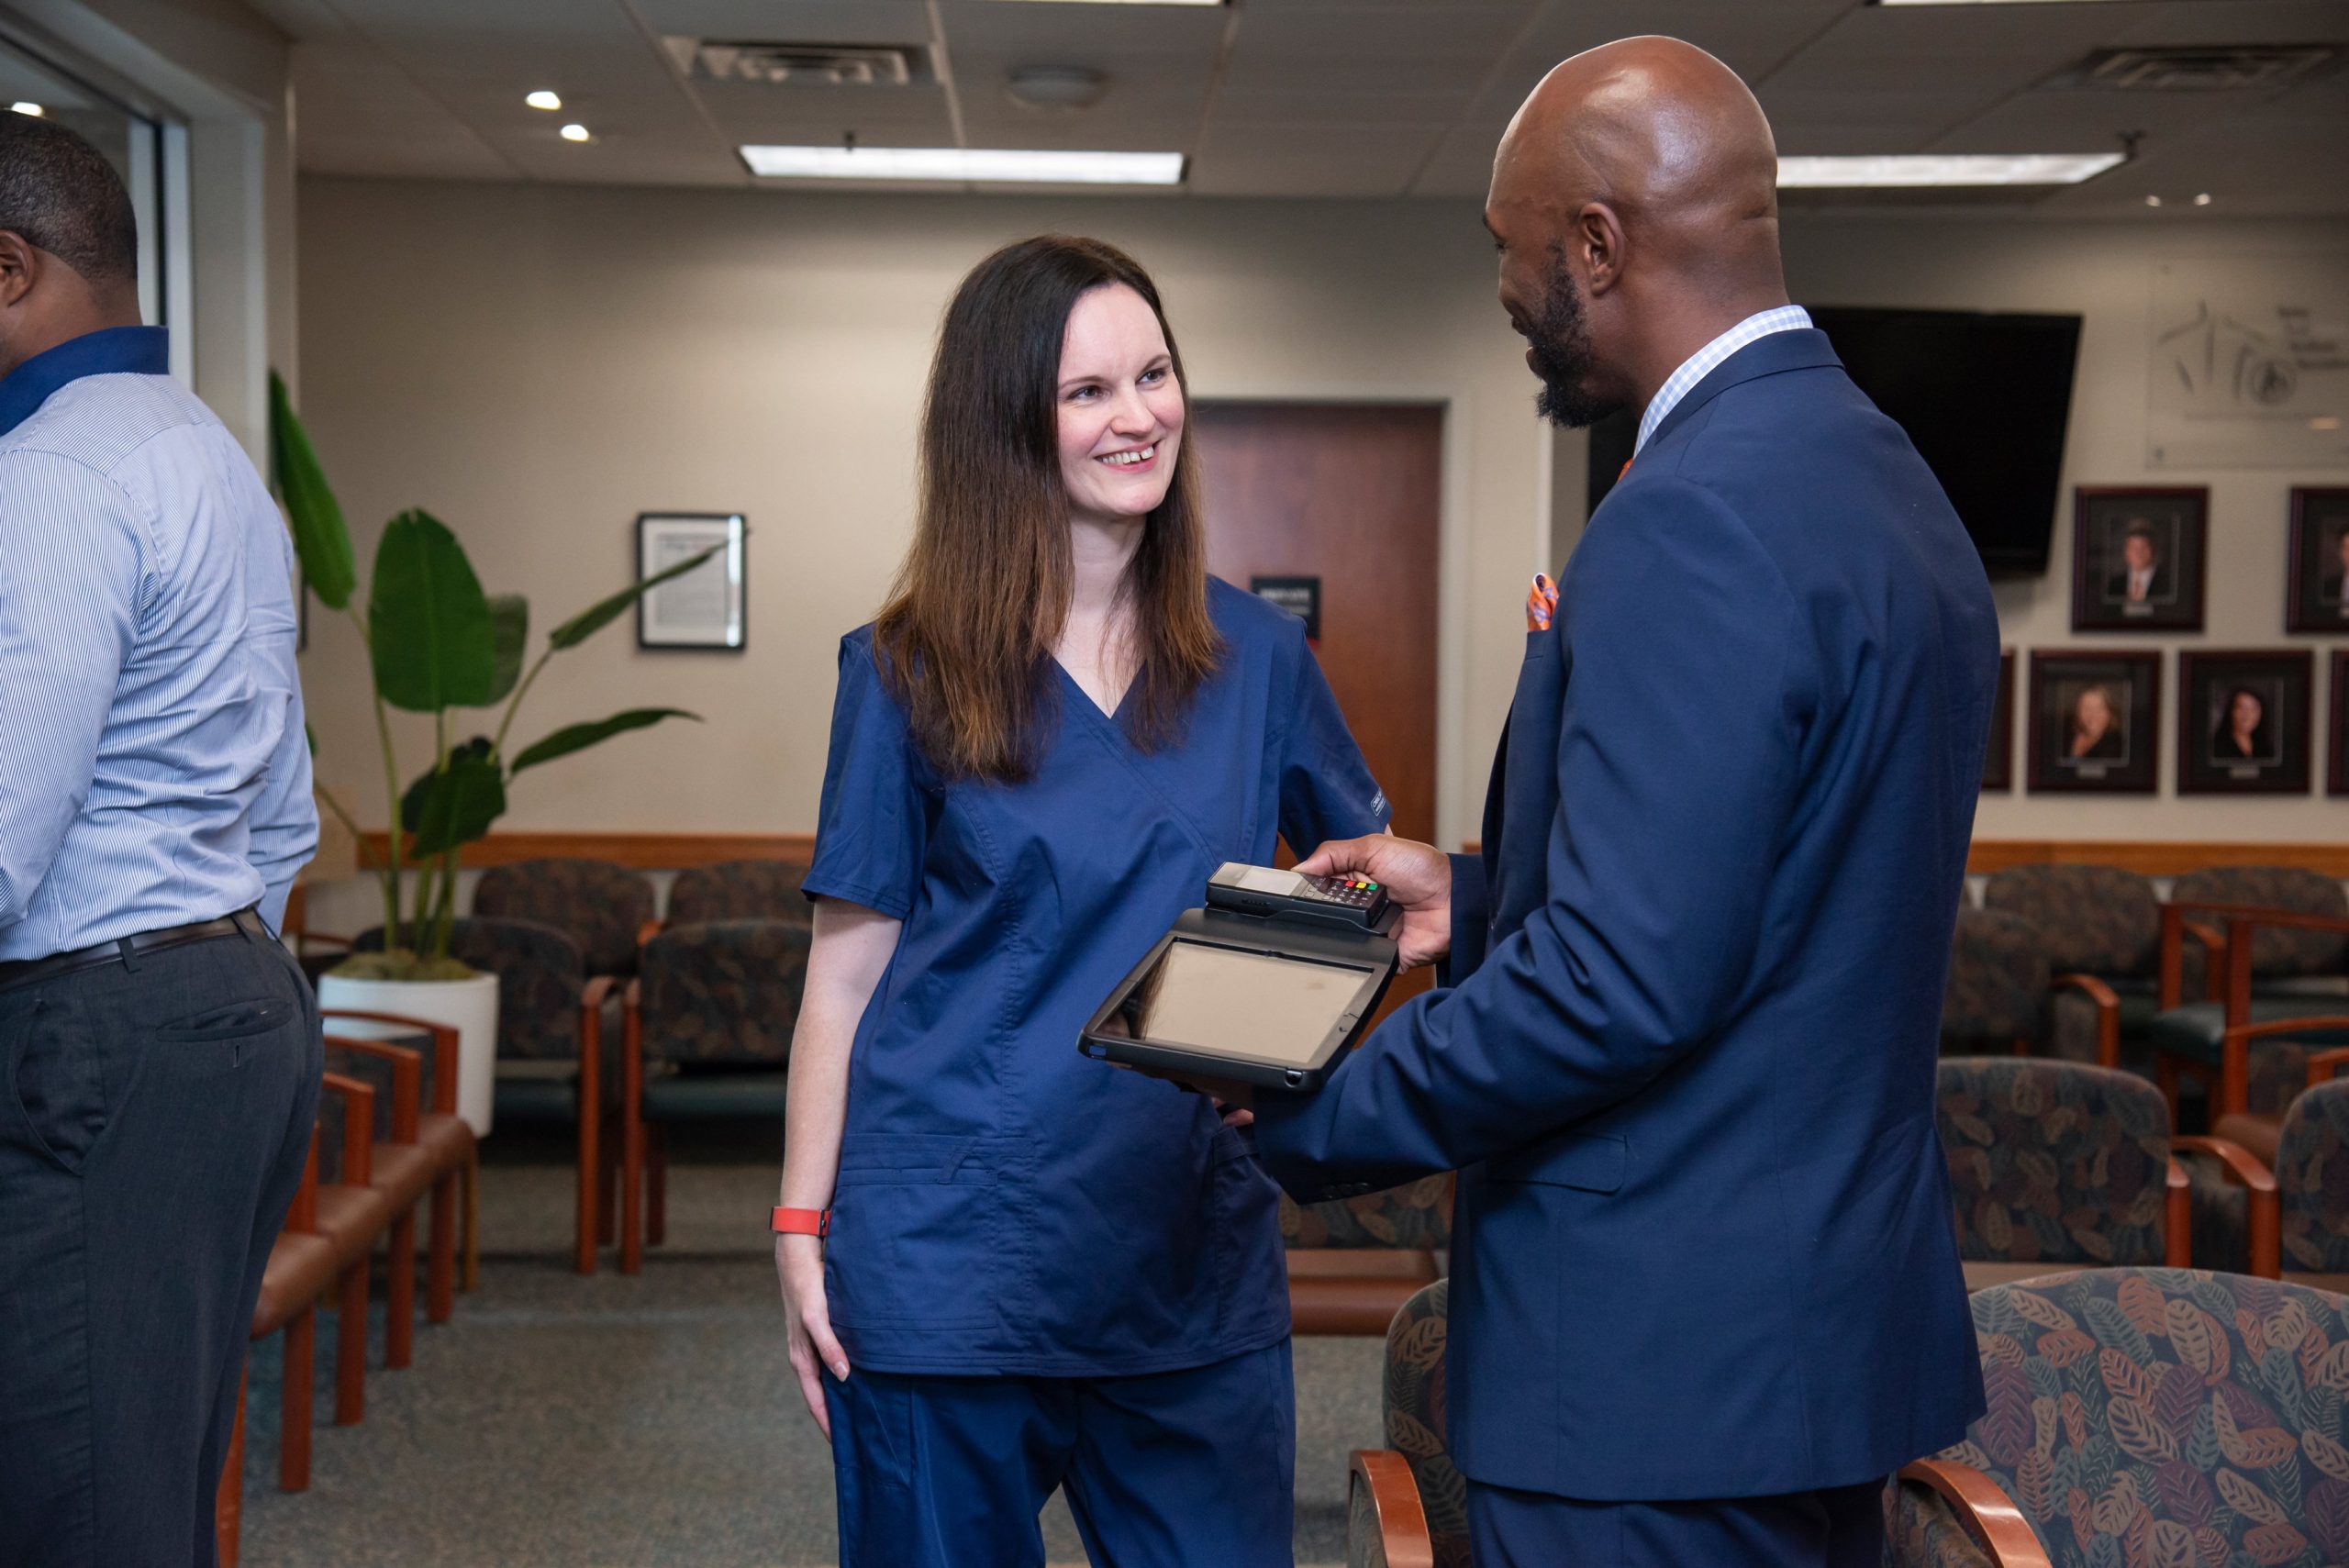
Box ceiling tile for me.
[1189,119,1446,197]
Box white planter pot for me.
[315,971,501,1137]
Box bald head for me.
[1486,37,1791,428]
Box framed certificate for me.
[636,513,746,651]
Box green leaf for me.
[268,372,357,610]
[510,708,700,775]
[305,721,318,756]
[546,536,732,651]
[398,738,507,858]
[370,509,497,712]
[486,595,529,703]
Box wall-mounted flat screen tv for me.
[1585,306,2082,576]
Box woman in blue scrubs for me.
[773,235,1388,1568]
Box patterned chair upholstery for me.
[1282,1175,1453,1336]
[2188,1062,2349,1284]
[617,859,816,1272]
[1885,1269,2349,1568]
[1943,909,2052,1055]
[472,857,655,978]
[1347,1278,1469,1568]
[1983,865,2166,1070]
[1936,1059,2187,1290]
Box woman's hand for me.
[777,1234,849,1437]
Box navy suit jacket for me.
[1254,329,1996,1501]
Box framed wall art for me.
[2071,486,2207,633]
[2287,487,2349,634]
[2027,649,2161,795]
[636,512,746,651]
[2176,650,2312,795]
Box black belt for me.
[0,907,270,993]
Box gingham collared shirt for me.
[1633,305,1814,456]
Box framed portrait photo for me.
[1982,649,2015,793]
[2287,488,2349,634]
[2176,650,2312,795]
[2027,650,2161,795]
[2071,486,2207,633]
[2329,651,2349,798]
[636,513,746,651]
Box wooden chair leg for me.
[462,1146,480,1294]
[576,1079,600,1275]
[648,1125,667,1250]
[385,1207,416,1368]
[335,1262,367,1425]
[596,1115,618,1248]
[281,1310,313,1492]
[428,1171,455,1322]
[217,1365,246,1568]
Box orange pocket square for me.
[1526,573,1558,633]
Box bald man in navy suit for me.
[1240,38,1996,1568]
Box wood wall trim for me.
[358,831,816,870]
[361,832,2349,878]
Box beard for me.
[1522,257,1622,430]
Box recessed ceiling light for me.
[559,123,593,143]
[2193,192,2212,206]
[1776,152,2124,188]
[10,102,44,117]
[526,90,562,112]
[740,145,1184,185]
[2145,195,2164,207]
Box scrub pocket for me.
[827,1133,1003,1330]
[1208,1124,1287,1336]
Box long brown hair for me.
[873,235,1222,784]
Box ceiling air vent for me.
[2045,45,2333,92]
[662,39,932,88]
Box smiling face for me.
[2230,689,2264,736]
[2074,686,2113,737]
[1055,283,1185,529]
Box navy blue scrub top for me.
[804,579,1390,1376]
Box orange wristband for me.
[771,1206,829,1238]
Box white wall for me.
[293,176,2349,852]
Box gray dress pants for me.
[0,922,320,1567]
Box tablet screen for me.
[1124,940,1366,1065]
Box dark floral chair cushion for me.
[473,858,654,978]
[665,860,814,927]
[2172,867,2349,980]
[2190,1078,2349,1278]
[1283,1175,1453,1251]
[1382,1279,1468,1568]
[1984,864,2162,980]
[353,917,585,1062]
[639,917,812,1066]
[1938,1059,2172,1267]
[1887,1269,2349,1567]
[1943,908,2052,1051]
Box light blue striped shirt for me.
[1634,305,1815,455]
[0,327,316,961]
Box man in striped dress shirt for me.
[0,114,322,1566]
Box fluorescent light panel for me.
[1777,152,2124,187]
[740,146,1186,185]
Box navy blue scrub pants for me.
[824,1339,1296,1568]
[1466,1476,1886,1568]
[0,927,320,1568]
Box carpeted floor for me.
[233,1122,1383,1567]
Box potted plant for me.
[271,373,721,1134]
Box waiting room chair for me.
[1981,863,2185,1071]
[1281,1175,1452,1336]
[1940,908,2050,1057]
[619,859,813,1272]
[2187,1029,2349,1285]
[1346,1277,1467,1568]
[1932,1058,2251,1290]
[473,856,655,980]
[1885,1268,2349,1567]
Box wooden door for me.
[1195,402,1443,1019]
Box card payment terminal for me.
[1078,862,1401,1093]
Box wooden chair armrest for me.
[285,1129,320,1230]
[2165,1158,2191,1267]
[2174,1135,2280,1279]
[317,1006,460,1118]
[1347,1451,1434,1568]
[318,1071,376,1187]
[321,1033,421,1142]
[1897,1458,2053,1567]
[2181,921,2229,1002]
[2219,1015,2349,1123]
[637,918,662,950]
[2052,973,2121,1067]
[2306,1046,2349,1090]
